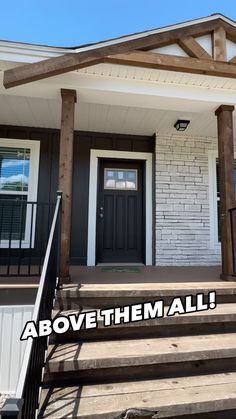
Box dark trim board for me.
[0,125,154,266]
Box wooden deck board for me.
[53,303,236,327]
[47,332,236,372]
[40,372,236,418]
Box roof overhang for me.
[3,14,236,89]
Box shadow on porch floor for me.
[69,265,222,284]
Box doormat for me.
[102,266,141,273]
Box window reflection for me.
[0,147,30,192]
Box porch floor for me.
[69,265,222,284]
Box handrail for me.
[0,191,62,418]
[16,191,62,399]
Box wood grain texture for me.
[106,51,236,78]
[212,27,226,61]
[46,333,236,372]
[3,18,233,88]
[58,89,77,281]
[40,374,236,418]
[215,105,235,278]
[178,36,212,59]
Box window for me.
[104,169,138,190]
[0,139,40,248]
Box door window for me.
[104,168,137,190]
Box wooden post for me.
[58,89,77,282]
[212,27,226,61]
[215,105,235,280]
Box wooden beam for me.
[58,88,77,282]
[138,19,229,51]
[212,27,226,61]
[3,56,104,89]
[222,23,236,44]
[105,51,236,79]
[215,105,235,280]
[3,18,227,88]
[178,36,212,59]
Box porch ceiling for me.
[0,95,221,137]
[1,61,236,137]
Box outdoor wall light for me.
[174,120,190,131]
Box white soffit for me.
[150,44,188,57]
[1,93,236,141]
[75,62,236,91]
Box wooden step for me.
[51,303,236,342]
[45,333,236,384]
[55,282,236,309]
[39,372,236,418]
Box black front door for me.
[96,160,144,263]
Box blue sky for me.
[1,1,236,47]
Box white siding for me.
[150,44,188,57]
[0,305,33,393]
[226,39,236,62]
[195,35,212,57]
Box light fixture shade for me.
[174,120,190,131]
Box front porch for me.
[2,15,236,418]
[0,116,235,281]
[1,25,236,281]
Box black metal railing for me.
[229,206,236,276]
[0,191,62,419]
[0,199,55,276]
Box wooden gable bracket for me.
[177,36,213,60]
[3,17,236,89]
[212,26,227,61]
[105,51,236,79]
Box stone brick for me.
[155,133,222,266]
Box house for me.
[0,13,236,418]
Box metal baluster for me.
[7,203,14,276]
[17,200,25,276]
[28,203,34,276]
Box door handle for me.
[99,207,104,219]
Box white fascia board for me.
[73,14,236,53]
[0,41,72,64]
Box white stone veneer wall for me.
[155,134,221,266]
